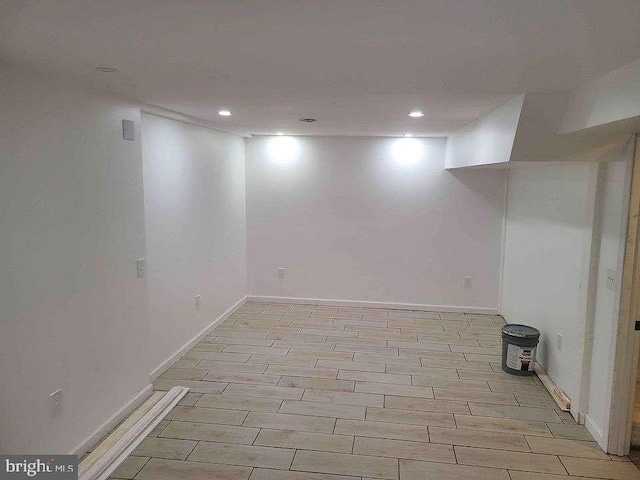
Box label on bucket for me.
[506,344,536,371]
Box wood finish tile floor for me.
[114,302,640,479]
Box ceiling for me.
[3,0,640,137]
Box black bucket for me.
[501,324,540,376]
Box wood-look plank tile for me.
[525,436,608,459]
[303,389,384,407]
[132,437,196,460]
[254,428,354,453]
[547,423,595,441]
[159,421,259,444]
[334,419,429,442]
[266,365,338,379]
[352,353,420,366]
[110,456,149,479]
[419,359,493,372]
[153,379,228,394]
[243,412,336,433]
[223,345,290,356]
[385,395,469,414]
[355,382,434,398]
[429,426,530,452]
[134,458,251,480]
[222,384,304,400]
[247,355,318,367]
[399,458,510,480]
[197,360,269,374]
[560,457,640,479]
[354,436,455,463]
[279,399,365,419]
[434,388,517,405]
[469,403,563,423]
[178,393,203,407]
[366,407,455,427]
[514,393,558,408]
[458,370,536,384]
[288,350,355,361]
[454,446,565,474]
[204,371,281,385]
[508,473,604,480]
[183,351,252,362]
[316,359,386,373]
[278,376,355,392]
[385,365,459,379]
[411,377,490,391]
[196,394,282,412]
[454,415,552,436]
[166,406,248,425]
[188,442,294,469]
[251,468,361,480]
[291,450,398,480]
[211,336,275,346]
[338,370,411,385]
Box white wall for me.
[445,95,523,169]
[0,68,149,453]
[501,163,598,406]
[585,158,630,445]
[246,136,506,311]
[141,114,247,372]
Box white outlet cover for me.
[195,295,201,310]
[463,276,472,288]
[278,268,285,279]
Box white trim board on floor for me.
[70,384,153,457]
[149,295,247,382]
[247,295,498,315]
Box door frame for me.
[608,134,640,455]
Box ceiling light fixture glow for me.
[276,132,284,136]
[408,111,424,118]
[218,110,232,117]
[404,133,413,137]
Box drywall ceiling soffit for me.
[446,93,635,170]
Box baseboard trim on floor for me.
[585,414,607,451]
[70,383,153,457]
[149,295,247,382]
[79,387,188,480]
[246,295,498,315]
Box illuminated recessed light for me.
[404,133,413,138]
[276,132,284,136]
[95,66,119,73]
[218,110,232,117]
[408,111,424,118]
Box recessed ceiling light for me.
[300,118,317,123]
[276,132,284,136]
[95,66,119,73]
[408,111,424,118]
[404,133,413,137]
[218,110,232,117]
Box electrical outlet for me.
[278,268,285,279]
[50,389,62,417]
[195,295,201,311]
[463,276,472,288]
[556,332,563,351]
[136,258,145,278]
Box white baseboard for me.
[149,295,247,382]
[247,295,498,315]
[70,383,153,457]
[585,414,607,451]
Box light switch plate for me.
[122,119,135,141]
